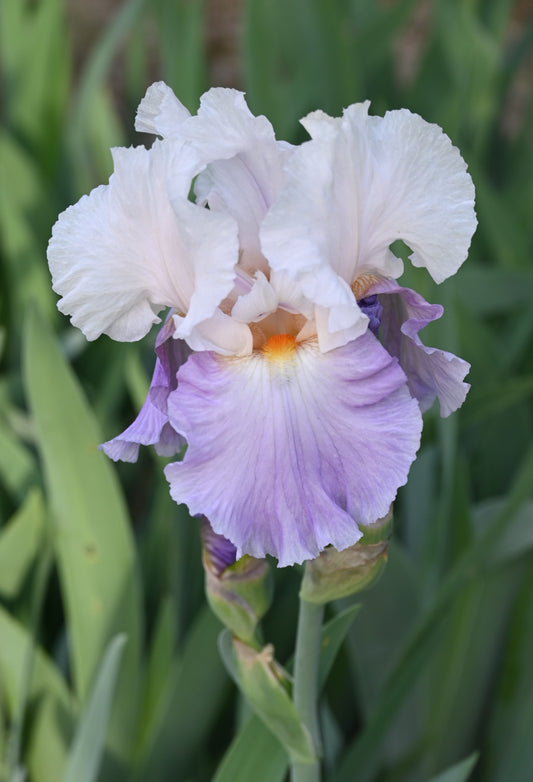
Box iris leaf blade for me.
[22,308,143,764]
[61,635,127,782]
[428,751,479,782]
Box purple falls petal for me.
[164,334,422,567]
[101,319,190,462]
[371,279,470,417]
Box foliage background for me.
[1,0,533,780]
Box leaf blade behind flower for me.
[61,635,127,782]
[22,308,143,770]
[428,752,479,782]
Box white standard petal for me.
[260,127,369,349]
[48,140,239,343]
[261,103,476,342]
[135,81,191,136]
[304,103,477,284]
[231,272,278,323]
[165,334,422,566]
[182,88,293,274]
[348,105,476,283]
[231,269,315,324]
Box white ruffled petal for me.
[269,270,314,319]
[231,272,278,323]
[304,103,477,284]
[175,309,253,357]
[261,191,368,349]
[135,81,191,136]
[313,306,369,352]
[168,196,240,339]
[262,102,476,348]
[182,88,292,275]
[48,140,239,343]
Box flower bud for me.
[225,636,316,764]
[300,509,393,604]
[201,519,272,643]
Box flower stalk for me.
[291,585,325,782]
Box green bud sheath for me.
[300,509,393,604]
[228,637,316,765]
[201,518,273,643]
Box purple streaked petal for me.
[357,294,383,337]
[101,356,184,462]
[151,320,191,408]
[101,322,188,462]
[164,335,422,566]
[200,518,238,576]
[371,279,470,417]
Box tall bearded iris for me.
[47,83,476,567]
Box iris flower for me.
[48,83,476,566]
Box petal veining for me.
[165,335,422,566]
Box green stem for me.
[291,591,324,782]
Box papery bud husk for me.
[229,638,316,764]
[300,509,393,604]
[201,520,272,643]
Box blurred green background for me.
[1,0,533,780]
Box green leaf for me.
[0,489,45,598]
[137,597,177,744]
[26,695,73,782]
[214,603,360,780]
[22,308,143,764]
[332,441,533,782]
[61,635,127,782]
[472,499,533,566]
[134,607,230,782]
[0,418,36,501]
[218,631,316,765]
[0,131,55,331]
[152,0,208,113]
[2,542,54,782]
[428,752,479,782]
[0,607,73,711]
[319,604,361,689]
[421,572,517,777]
[483,567,533,782]
[213,714,288,782]
[457,266,533,316]
[0,605,74,729]
[67,0,147,191]
[0,0,70,146]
